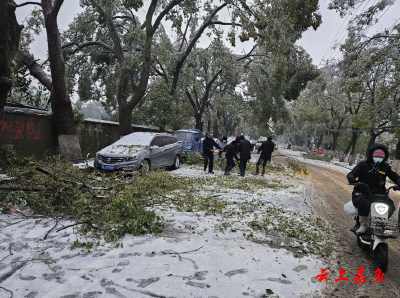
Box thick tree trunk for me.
[392,138,400,175]
[366,134,377,157]
[316,133,323,149]
[0,1,22,124]
[330,132,340,159]
[349,130,360,165]
[340,139,352,162]
[43,6,82,161]
[207,120,211,133]
[119,103,134,136]
[212,118,219,139]
[195,113,202,130]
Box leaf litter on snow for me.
[0,160,331,298]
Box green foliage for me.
[122,0,144,11]
[0,144,18,167]
[281,0,322,31]
[185,151,203,165]
[248,206,332,257]
[286,158,309,175]
[2,158,166,242]
[103,188,164,240]
[73,107,85,124]
[303,154,332,162]
[4,191,28,207]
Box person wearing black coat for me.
[238,135,251,177]
[224,138,241,175]
[255,136,275,176]
[202,132,221,174]
[347,143,400,233]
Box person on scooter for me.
[347,143,400,233]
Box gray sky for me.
[15,0,400,66]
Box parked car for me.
[172,129,203,155]
[94,132,183,172]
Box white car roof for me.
[115,132,158,146]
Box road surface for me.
[302,160,400,297]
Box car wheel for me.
[140,159,151,173]
[172,155,180,170]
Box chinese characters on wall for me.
[0,120,41,140]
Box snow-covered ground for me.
[279,148,354,174]
[1,162,331,298]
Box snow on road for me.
[279,148,354,174]
[1,161,329,298]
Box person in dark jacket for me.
[238,135,251,177]
[255,136,275,176]
[347,143,400,233]
[203,132,221,174]
[224,137,241,175]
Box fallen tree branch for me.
[56,221,98,233]
[43,218,59,240]
[0,244,13,263]
[160,246,203,261]
[0,261,27,283]
[0,287,13,298]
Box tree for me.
[0,0,22,124]
[12,1,83,161]
[63,0,322,136]
[339,26,400,157]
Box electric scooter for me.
[349,182,399,273]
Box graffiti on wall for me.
[0,120,41,140]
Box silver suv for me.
[94,132,183,172]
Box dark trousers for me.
[256,158,269,174]
[239,158,249,176]
[225,157,236,173]
[203,153,214,172]
[352,193,395,217]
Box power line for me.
[321,0,383,64]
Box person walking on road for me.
[203,132,221,174]
[224,137,241,175]
[255,136,275,177]
[239,135,251,177]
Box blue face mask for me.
[373,157,384,164]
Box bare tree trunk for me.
[316,133,323,149]
[349,130,360,165]
[42,0,82,161]
[195,114,202,130]
[119,102,134,136]
[212,118,219,139]
[340,139,352,162]
[330,132,340,159]
[366,134,377,157]
[0,1,22,124]
[392,138,400,175]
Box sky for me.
[15,0,400,67]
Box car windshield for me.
[173,132,192,143]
